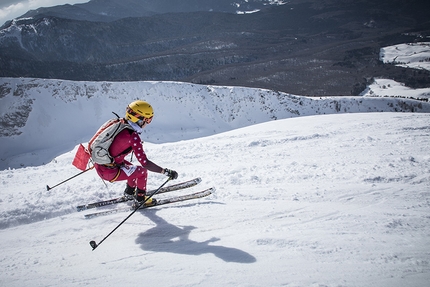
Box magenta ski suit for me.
[94,128,163,190]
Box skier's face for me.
[137,116,153,128]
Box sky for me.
[0,0,88,25]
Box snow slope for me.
[1,77,429,170]
[0,112,429,287]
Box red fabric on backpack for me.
[72,144,91,170]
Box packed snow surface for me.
[1,112,429,286]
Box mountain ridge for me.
[1,77,429,169]
[11,0,284,23]
[1,0,429,95]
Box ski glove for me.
[164,168,178,180]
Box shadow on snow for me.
[135,209,256,263]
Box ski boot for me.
[133,188,157,208]
[123,184,135,200]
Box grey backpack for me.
[88,118,133,165]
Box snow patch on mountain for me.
[380,42,430,71]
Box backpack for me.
[87,118,133,165]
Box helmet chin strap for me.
[127,120,144,134]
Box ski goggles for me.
[144,116,153,124]
[126,106,153,124]
[139,117,152,127]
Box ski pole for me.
[46,166,94,191]
[89,177,172,251]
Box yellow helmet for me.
[125,100,154,123]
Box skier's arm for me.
[130,131,164,173]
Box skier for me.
[92,100,178,206]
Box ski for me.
[76,177,202,212]
[84,187,214,219]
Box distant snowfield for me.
[380,42,430,71]
[361,42,430,100]
[362,78,430,100]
